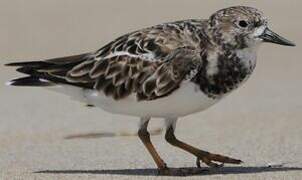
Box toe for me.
[208,154,243,164]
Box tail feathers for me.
[7,76,54,87]
[5,53,88,67]
[5,53,93,88]
[5,53,90,75]
[5,61,48,67]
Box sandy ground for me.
[0,0,302,179]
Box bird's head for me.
[208,6,295,49]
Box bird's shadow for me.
[35,166,302,176]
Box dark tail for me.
[6,53,90,87]
[7,76,53,87]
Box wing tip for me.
[5,62,26,66]
[5,61,45,67]
[5,62,16,66]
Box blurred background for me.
[0,1,301,179]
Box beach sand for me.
[0,0,301,179]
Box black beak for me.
[259,28,296,46]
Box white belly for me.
[86,82,221,118]
[47,82,221,118]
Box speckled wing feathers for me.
[67,47,202,101]
[65,20,207,101]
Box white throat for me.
[236,45,259,72]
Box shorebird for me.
[6,6,295,175]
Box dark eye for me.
[238,20,248,28]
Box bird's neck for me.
[192,46,257,99]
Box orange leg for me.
[138,118,168,172]
[165,118,242,168]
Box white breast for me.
[236,46,258,70]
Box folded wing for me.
[67,47,202,101]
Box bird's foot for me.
[158,167,208,176]
[196,152,243,168]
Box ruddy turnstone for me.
[6,6,295,175]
